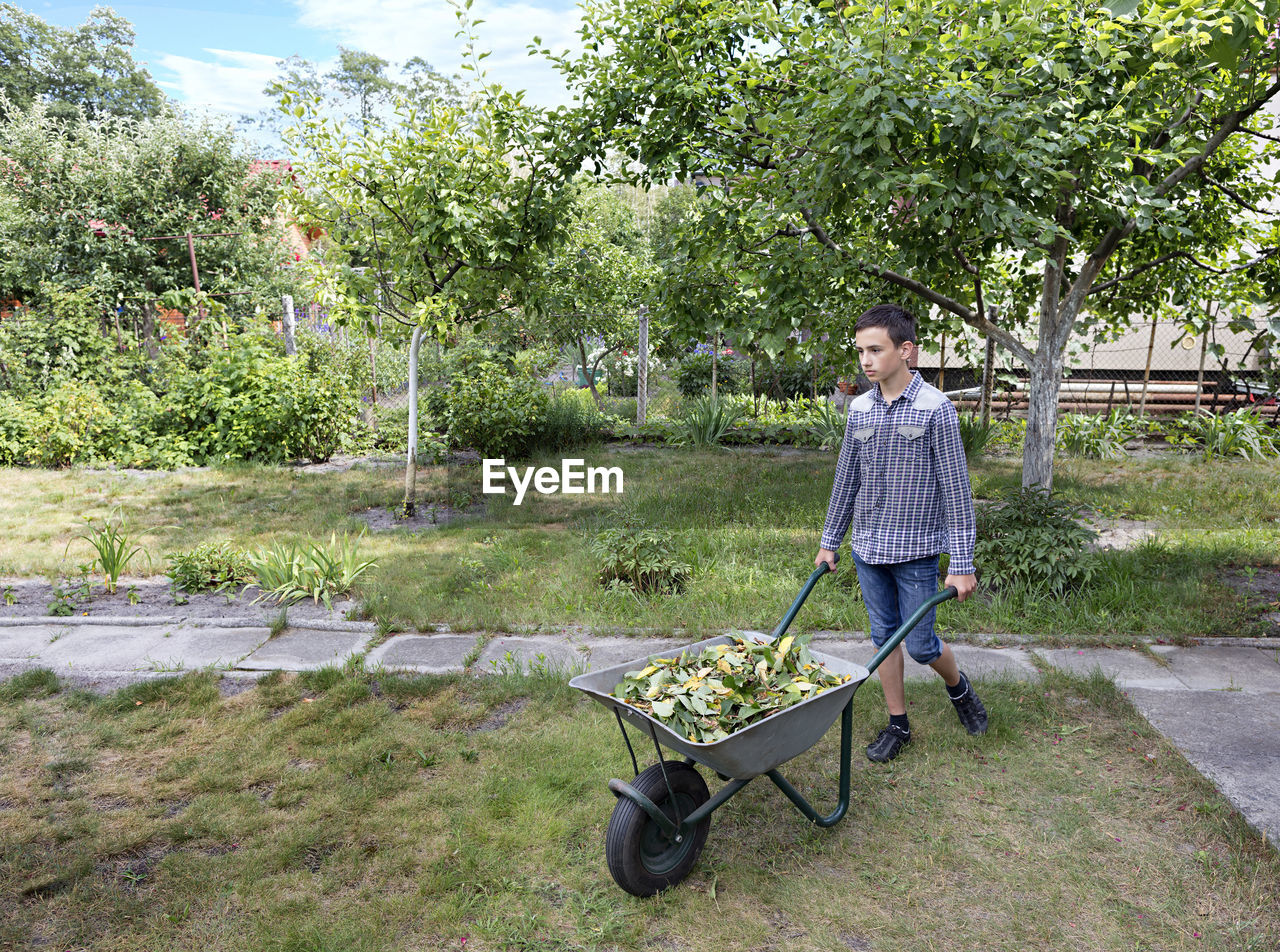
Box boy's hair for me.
[855,304,916,347]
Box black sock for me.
[947,673,969,701]
[889,713,910,734]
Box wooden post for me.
[402,326,424,518]
[1195,325,1208,414]
[637,306,649,425]
[711,332,718,398]
[282,294,296,355]
[1138,317,1158,417]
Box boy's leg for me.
[853,555,912,762]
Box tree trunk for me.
[140,301,159,359]
[1021,350,1066,490]
[402,326,424,517]
[578,337,603,408]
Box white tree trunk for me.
[1022,351,1065,490]
[402,325,424,517]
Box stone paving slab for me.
[811,636,1038,682]
[0,625,55,659]
[238,628,372,671]
[1148,645,1280,694]
[1125,687,1280,849]
[1034,647,1185,691]
[566,637,696,673]
[475,636,586,675]
[366,634,479,674]
[136,626,271,671]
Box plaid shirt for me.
[820,372,976,574]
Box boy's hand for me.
[815,548,839,572]
[945,573,977,602]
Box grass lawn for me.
[0,447,1277,642]
[1,665,1276,951]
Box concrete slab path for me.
[0,620,1277,850]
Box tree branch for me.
[1058,77,1280,326]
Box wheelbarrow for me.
[570,561,957,896]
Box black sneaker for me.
[866,724,911,762]
[949,675,988,735]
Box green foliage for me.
[672,395,746,447]
[611,634,852,743]
[957,412,997,458]
[1056,409,1147,459]
[166,541,255,594]
[535,387,619,453]
[674,351,744,396]
[809,400,846,451]
[1173,407,1280,461]
[428,356,550,458]
[0,288,119,396]
[248,532,378,609]
[0,5,165,120]
[68,510,148,594]
[975,488,1097,597]
[160,328,357,464]
[0,103,293,308]
[590,522,691,595]
[753,353,837,401]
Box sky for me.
[28,0,582,128]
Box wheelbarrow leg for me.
[764,697,853,828]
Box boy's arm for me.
[817,410,862,568]
[932,401,976,578]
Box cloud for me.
[155,48,285,118]
[290,0,581,106]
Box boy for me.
[815,303,985,762]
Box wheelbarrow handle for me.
[864,586,959,676]
[769,554,839,641]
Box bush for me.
[674,351,744,397]
[159,328,357,464]
[1056,409,1145,459]
[1172,407,1279,460]
[975,488,1097,596]
[590,523,691,594]
[167,541,255,593]
[672,396,746,446]
[0,287,120,397]
[753,353,837,401]
[533,387,618,452]
[956,412,997,458]
[429,357,549,458]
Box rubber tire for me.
[605,761,711,897]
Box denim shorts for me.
[853,553,944,665]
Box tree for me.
[283,84,571,513]
[548,0,1280,487]
[527,179,657,406]
[0,5,165,120]
[329,47,397,134]
[0,101,294,322]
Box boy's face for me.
[854,326,914,383]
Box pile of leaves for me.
[612,635,851,744]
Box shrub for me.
[159,328,357,464]
[0,395,37,465]
[0,287,119,397]
[430,358,549,458]
[674,351,744,396]
[975,488,1097,596]
[753,353,837,401]
[167,541,255,593]
[533,387,618,452]
[1172,407,1279,460]
[1056,409,1145,459]
[957,412,997,458]
[672,396,746,446]
[590,523,691,594]
[248,532,378,609]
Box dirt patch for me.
[1084,517,1158,552]
[1220,567,1280,635]
[465,698,529,733]
[353,504,479,533]
[0,576,356,625]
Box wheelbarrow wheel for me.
[606,761,710,897]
